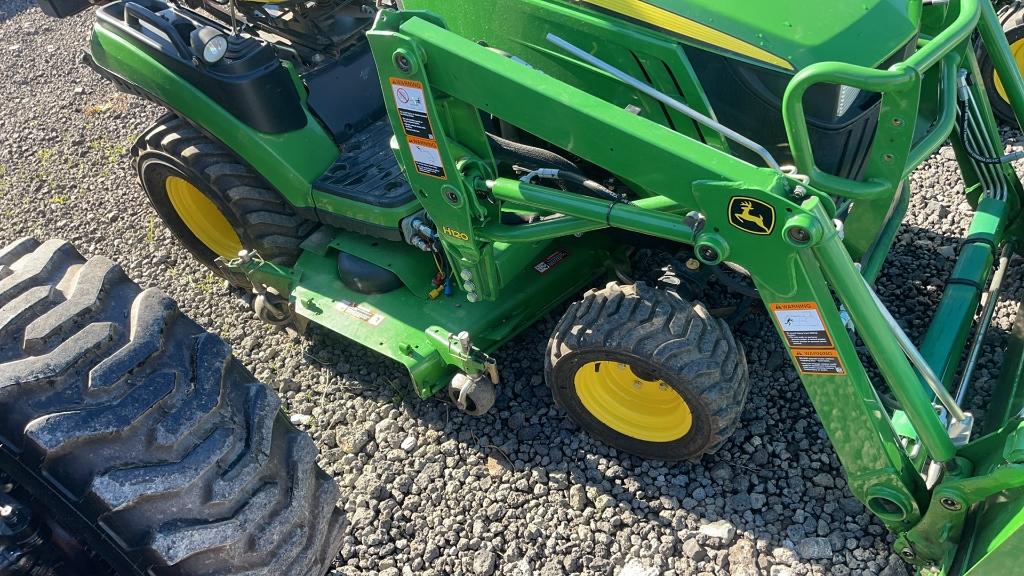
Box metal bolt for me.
[900,547,916,560]
[698,246,718,262]
[883,153,895,163]
[787,226,811,244]
[892,118,904,127]
[463,281,476,293]
[466,292,480,303]
[394,52,412,73]
[939,497,962,511]
[460,269,473,281]
[792,185,807,199]
[633,380,643,390]
[685,258,700,270]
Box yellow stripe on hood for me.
[582,0,794,70]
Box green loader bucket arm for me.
[366,0,1024,572]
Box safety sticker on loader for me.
[390,78,434,140]
[407,136,447,179]
[770,302,834,348]
[793,349,846,376]
[336,300,385,326]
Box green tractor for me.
[7,0,1024,573]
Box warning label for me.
[407,136,446,179]
[390,78,434,140]
[793,349,846,375]
[336,300,385,326]
[534,249,569,275]
[771,302,833,348]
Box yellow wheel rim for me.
[573,361,692,442]
[165,176,242,259]
[994,38,1024,104]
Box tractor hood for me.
[579,0,919,71]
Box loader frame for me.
[361,0,1024,571]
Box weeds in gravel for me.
[85,100,115,116]
[195,272,220,293]
[386,376,407,404]
[145,216,156,244]
[35,148,61,192]
[88,138,129,177]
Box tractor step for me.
[313,119,415,208]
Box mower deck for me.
[290,230,614,398]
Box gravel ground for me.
[3,3,1024,576]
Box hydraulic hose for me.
[487,133,581,173]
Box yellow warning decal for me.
[793,349,846,376]
[770,302,834,349]
[390,78,436,140]
[581,0,793,70]
[406,136,447,180]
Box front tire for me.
[0,237,344,575]
[546,282,749,460]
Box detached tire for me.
[978,1,1024,125]
[0,238,344,575]
[546,282,749,460]
[132,114,315,285]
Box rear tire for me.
[132,114,316,285]
[0,237,344,575]
[546,282,749,460]
[977,1,1024,125]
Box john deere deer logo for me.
[728,197,775,235]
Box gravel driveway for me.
[3,3,1022,575]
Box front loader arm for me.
[367,3,1024,572]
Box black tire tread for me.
[0,237,344,576]
[546,281,749,458]
[132,114,316,266]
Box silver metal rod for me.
[861,276,968,422]
[547,34,784,173]
[955,243,1013,405]
[229,0,238,36]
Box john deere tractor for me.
[7,0,1024,573]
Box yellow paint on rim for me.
[994,38,1024,104]
[582,0,793,70]
[574,360,692,442]
[165,176,242,259]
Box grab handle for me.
[123,2,191,60]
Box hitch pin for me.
[547,34,784,174]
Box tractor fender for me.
[86,0,337,212]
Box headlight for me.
[190,26,228,64]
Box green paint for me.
[82,0,1024,570]
[89,25,337,210]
